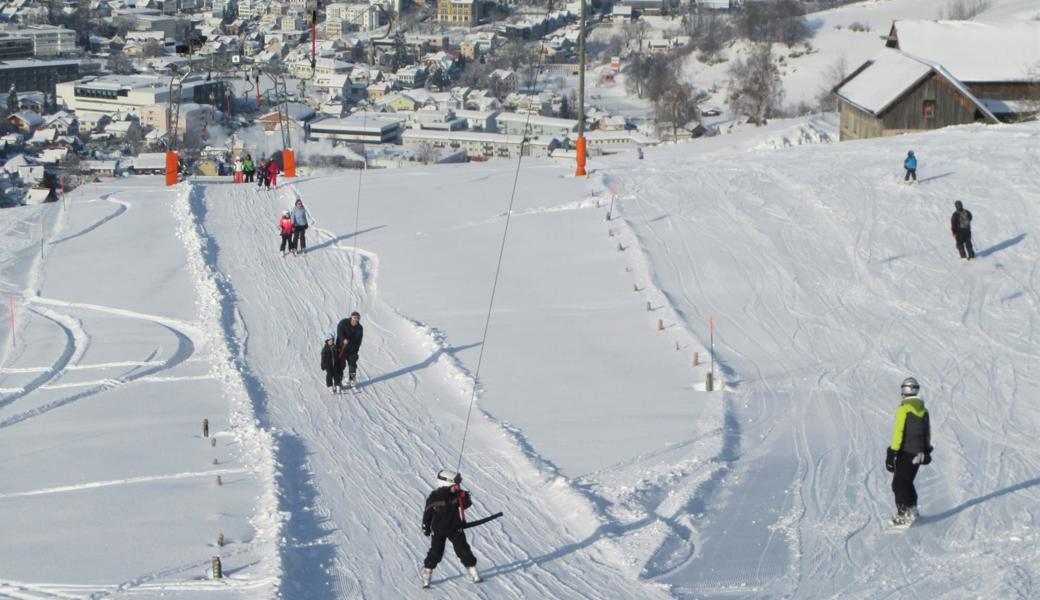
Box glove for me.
[922,445,933,465]
[422,525,431,537]
[885,447,897,473]
[912,452,925,465]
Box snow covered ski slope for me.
[2,118,1039,599]
[598,121,1040,598]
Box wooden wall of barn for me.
[838,101,883,140]
[881,73,978,131]
[967,82,1040,100]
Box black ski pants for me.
[954,229,975,259]
[904,168,917,182]
[324,363,343,388]
[424,530,476,570]
[244,170,255,183]
[891,452,920,511]
[345,351,359,380]
[279,233,292,253]
[292,225,308,252]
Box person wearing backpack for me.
[950,200,975,260]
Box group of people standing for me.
[901,150,977,261]
[277,197,310,256]
[233,154,280,190]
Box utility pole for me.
[575,0,587,176]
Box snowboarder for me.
[951,200,975,261]
[278,210,294,255]
[243,154,255,183]
[291,198,309,254]
[320,333,344,393]
[336,311,363,387]
[903,150,917,183]
[421,470,481,588]
[885,377,932,528]
[267,158,280,189]
[233,156,244,183]
[256,159,269,190]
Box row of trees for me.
[626,54,701,140]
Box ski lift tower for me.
[165,64,192,186]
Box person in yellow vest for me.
[885,377,933,527]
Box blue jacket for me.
[291,206,309,227]
[904,155,917,170]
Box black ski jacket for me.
[951,209,972,233]
[423,486,472,536]
[320,344,338,371]
[336,319,364,356]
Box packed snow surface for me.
[2,117,1040,599]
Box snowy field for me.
[3,115,1040,599]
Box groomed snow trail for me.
[194,181,671,598]
[604,122,1040,598]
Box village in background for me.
[0,0,1038,205]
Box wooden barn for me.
[833,20,1040,141]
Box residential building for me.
[488,69,518,95]
[0,59,80,98]
[307,115,404,144]
[138,102,222,139]
[402,129,561,159]
[495,112,577,137]
[437,0,478,27]
[0,33,34,60]
[56,75,227,116]
[396,66,427,89]
[5,26,76,57]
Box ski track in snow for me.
[193,181,671,598]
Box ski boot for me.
[348,373,357,389]
[420,568,432,588]
[467,566,482,583]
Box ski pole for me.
[459,512,504,531]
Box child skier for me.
[951,200,975,260]
[885,377,932,528]
[257,159,269,190]
[420,470,481,588]
[278,210,294,255]
[243,154,255,183]
[233,155,244,183]
[320,333,343,393]
[903,150,917,183]
[267,159,280,189]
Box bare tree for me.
[816,54,848,112]
[726,43,784,125]
[654,80,701,140]
[697,14,732,63]
[140,39,166,58]
[622,20,650,53]
[939,0,991,20]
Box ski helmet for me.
[324,333,334,342]
[436,469,462,488]
[283,209,291,217]
[351,311,361,319]
[900,377,920,397]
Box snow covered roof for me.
[889,20,1040,83]
[834,49,933,115]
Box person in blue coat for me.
[290,198,310,254]
[903,150,917,183]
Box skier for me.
[291,198,310,254]
[903,150,917,183]
[267,158,280,189]
[335,311,363,387]
[637,147,644,160]
[951,200,975,261]
[320,333,343,393]
[243,154,255,183]
[233,155,244,183]
[885,377,932,528]
[278,210,294,256]
[421,470,481,588]
[256,159,269,190]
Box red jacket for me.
[267,161,280,175]
[279,216,293,235]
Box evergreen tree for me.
[7,86,19,115]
